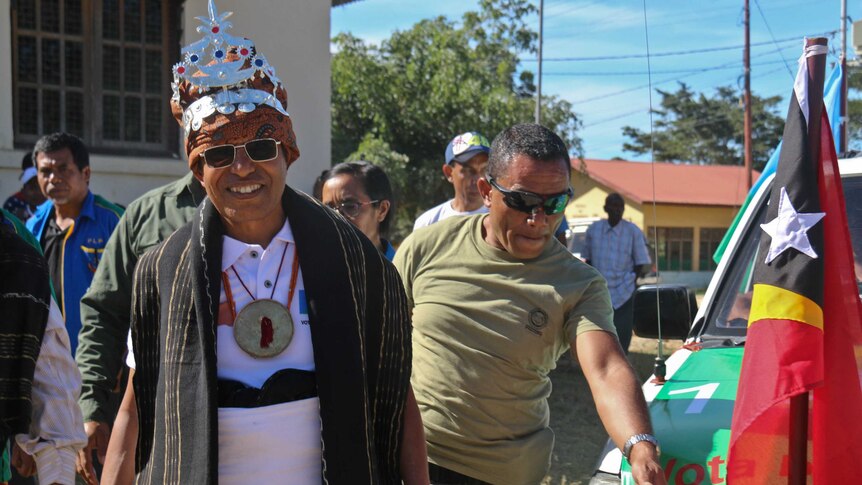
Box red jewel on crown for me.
[212,26,220,33]
[240,48,249,56]
[177,66,186,74]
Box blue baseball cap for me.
[445,132,491,165]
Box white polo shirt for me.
[128,219,321,484]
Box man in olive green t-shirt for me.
[394,124,665,485]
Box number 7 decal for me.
[668,383,720,414]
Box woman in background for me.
[321,161,396,260]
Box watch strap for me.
[622,433,660,461]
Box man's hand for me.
[629,442,666,485]
[77,420,110,485]
[11,442,36,477]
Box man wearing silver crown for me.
[102,2,427,483]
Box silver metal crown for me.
[173,0,288,134]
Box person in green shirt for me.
[73,172,205,482]
[394,123,665,485]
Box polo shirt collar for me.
[220,217,294,271]
[77,190,96,221]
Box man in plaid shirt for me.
[583,193,651,352]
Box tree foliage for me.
[848,66,862,153]
[621,83,784,171]
[331,0,582,242]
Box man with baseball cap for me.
[413,131,490,230]
[3,153,46,222]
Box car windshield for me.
[703,173,862,339]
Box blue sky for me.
[332,0,858,161]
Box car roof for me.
[839,156,862,176]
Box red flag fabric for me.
[810,112,862,484]
[728,43,862,483]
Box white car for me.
[590,157,862,485]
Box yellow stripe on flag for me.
[748,283,823,330]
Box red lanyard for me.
[220,242,300,322]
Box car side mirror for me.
[632,284,696,340]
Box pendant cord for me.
[223,242,300,315]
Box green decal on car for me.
[621,348,743,484]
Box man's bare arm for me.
[574,330,665,485]
[399,386,430,485]
[101,370,138,485]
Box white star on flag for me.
[760,186,825,264]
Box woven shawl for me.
[0,221,50,446]
[131,186,412,484]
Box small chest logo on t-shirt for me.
[525,308,549,336]
[299,290,310,326]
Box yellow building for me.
[568,159,758,273]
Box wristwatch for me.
[622,433,660,462]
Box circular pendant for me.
[233,299,294,358]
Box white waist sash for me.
[217,397,322,484]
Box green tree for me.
[621,83,784,171]
[345,135,414,239]
[848,66,862,153]
[331,0,582,242]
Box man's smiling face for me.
[195,137,288,229]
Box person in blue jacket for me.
[27,133,123,356]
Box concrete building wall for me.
[643,204,737,272]
[567,169,741,272]
[0,0,331,206]
[568,171,645,228]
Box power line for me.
[580,65,787,127]
[544,59,787,77]
[752,0,795,79]
[569,43,818,105]
[520,30,836,62]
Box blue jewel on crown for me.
[173,0,289,134]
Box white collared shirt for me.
[217,219,314,388]
[16,298,87,485]
[126,220,321,483]
[127,218,315,388]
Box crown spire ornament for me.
[172,0,288,134]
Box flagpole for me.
[840,0,848,154]
[788,36,828,485]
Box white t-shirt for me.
[127,219,321,484]
[412,199,488,231]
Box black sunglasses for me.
[201,138,282,169]
[326,200,380,219]
[487,177,573,215]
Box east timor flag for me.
[728,39,862,484]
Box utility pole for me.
[840,0,848,154]
[743,0,753,189]
[535,0,544,124]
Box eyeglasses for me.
[487,177,573,216]
[326,200,380,219]
[201,138,282,169]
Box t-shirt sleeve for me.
[563,275,617,343]
[392,235,416,310]
[633,227,651,266]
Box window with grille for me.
[12,0,180,154]
[649,227,694,271]
[699,227,727,271]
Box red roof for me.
[574,159,760,207]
